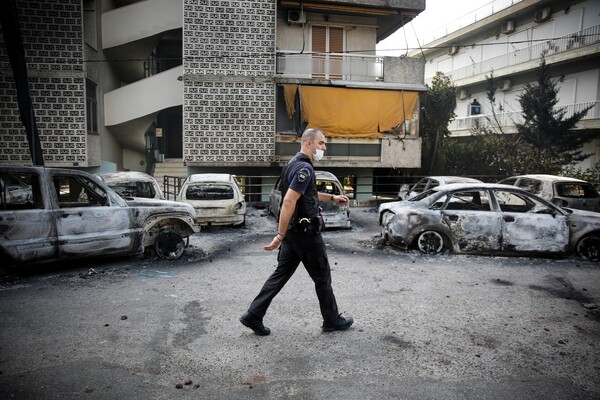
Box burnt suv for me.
[0,166,199,266]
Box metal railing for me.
[163,176,183,201]
[422,0,525,45]
[432,24,600,82]
[276,51,384,81]
[163,174,508,206]
[449,100,600,132]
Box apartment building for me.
[410,0,600,171]
[0,0,426,200]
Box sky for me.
[377,0,494,56]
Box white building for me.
[410,0,600,171]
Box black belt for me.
[291,216,322,234]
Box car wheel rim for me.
[155,230,185,260]
[577,236,600,261]
[417,231,444,254]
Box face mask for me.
[314,149,324,161]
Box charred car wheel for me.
[155,230,185,260]
[576,235,600,261]
[417,231,444,254]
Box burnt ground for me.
[0,206,599,399]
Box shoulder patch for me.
[297,167,311,183]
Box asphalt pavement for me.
[1,206,599,399]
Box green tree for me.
[420,72,456,174]
[516,56,596,173]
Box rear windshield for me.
[109,182,156,198]
[555,183,599,198]
[186,184,234,200]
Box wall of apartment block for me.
[0,0,87,167]
[183,0,276,165]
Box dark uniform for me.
[246,152,340,324]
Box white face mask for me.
[314,149,324,161]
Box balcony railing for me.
[422,0,525,45]
[449,100,600,132]
[429,24,600,82]
[276,51,383,81]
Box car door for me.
[440,189,502,252]
[52,172,136,258]
[492,189,569,253]
[0,171,58,263]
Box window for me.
[445,190,490,211]
[86,79,98,134]
[0,173,42,210]
[311,25,344,79]
[186,184,234,200]
[494,190,535,213]
[54,175,108,208]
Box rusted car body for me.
[96,171,164,200]
[379,183,600,261]
[177,173,246,227]
[498,174,600,212]
[398,176,483,200]
[270,170,351,229]
[0,166,199,265]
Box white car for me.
[398,176,483,200]
[96,171,164,200]
[177,173,246,227]
[498,174,600,212]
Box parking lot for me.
[1,206,599,399]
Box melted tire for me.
[417,231,444,254]
[576,235,600,261]
[155,230,185,260]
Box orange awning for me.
[284,85,418,138]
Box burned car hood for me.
[379,200,426,214]
[564,207,600,223]
[124,198,195,213]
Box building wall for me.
[0,0,88,167]
[182,0,276,166]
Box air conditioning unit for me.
[501,20,515,34]
[498,79,512,91]
[457,88,470,100]
[534,7,551,23]
[287,9,306,24]
[447,45,459,56]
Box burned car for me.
[398,176,482,200]
[379,183,600,261]
[498,174,600,212]
[0,166,199,265]
[177,173,246,227]
[270,170,351,229]
[96,171,164,200]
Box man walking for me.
[240,128,353,335]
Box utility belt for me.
[290,216,324,235]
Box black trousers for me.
[247,230,340,323]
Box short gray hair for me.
[301,128,324,144]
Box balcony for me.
[449,100,600,136]
[430,24,600,83]
[277,51,383,82]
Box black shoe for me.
[322,314,354,332]
[240,312,271,336]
